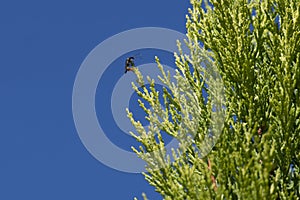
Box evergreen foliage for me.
[128,0,300,199]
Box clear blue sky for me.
[0,0,191,199]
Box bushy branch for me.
[128,0,300,199]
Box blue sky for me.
[0,0,191,199]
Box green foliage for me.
[128,0,300,199]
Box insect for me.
[124,56,135,73]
